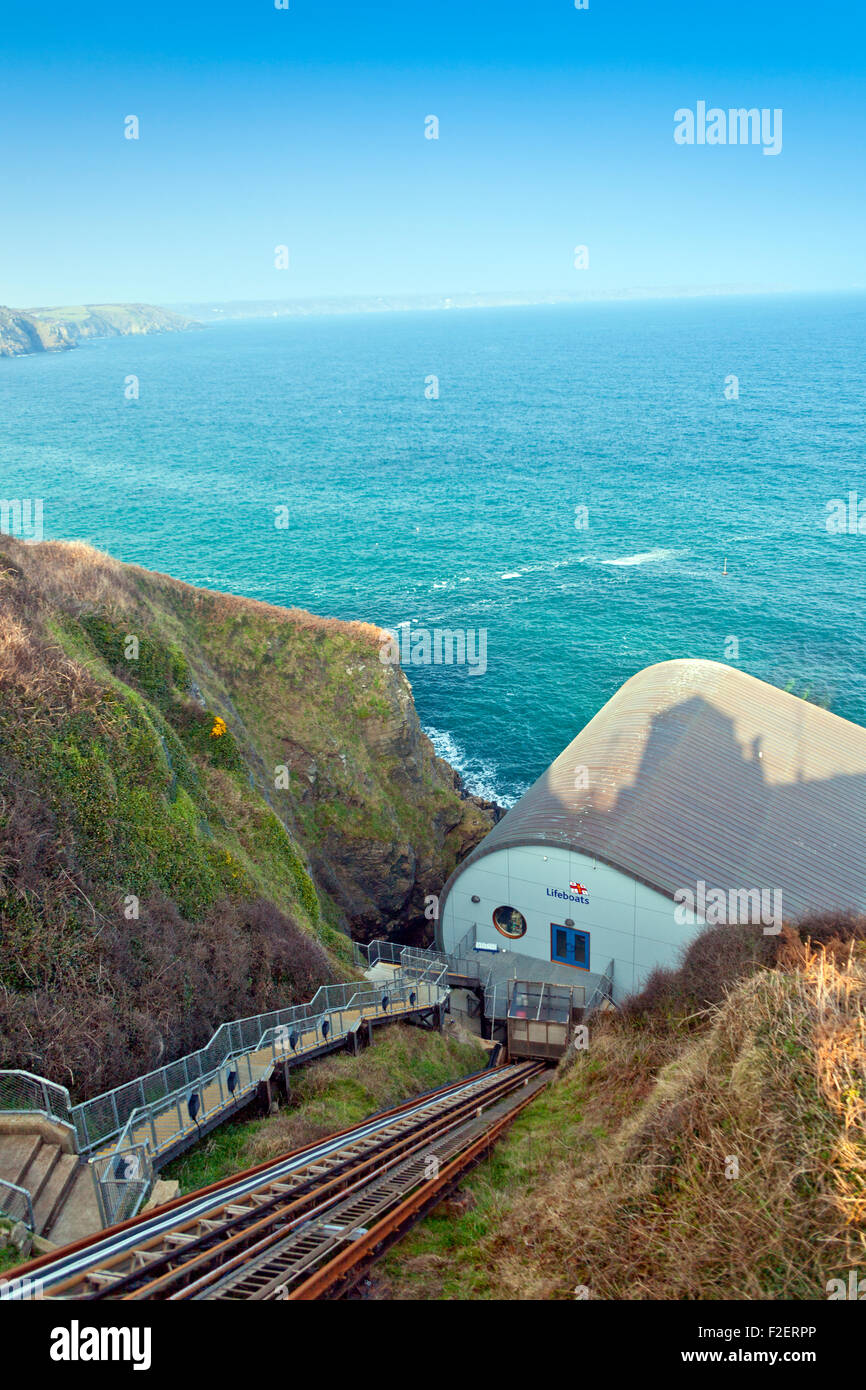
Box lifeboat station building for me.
[437,659,866,1006]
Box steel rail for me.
[196,1067,547,1300]
[99,1063,540,1300]
[2,1064,493,1297]
[49,1066,525,1298]
[288,1077,545,1300]
[165,1064,545,1301]
[4,1062,532,1299]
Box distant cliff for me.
[0,303,200,357]
[0,307,74,356]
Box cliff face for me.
[0,303,199,356]
[0,538,495,1095]
[28,303,201,342]
[0,307,74,356]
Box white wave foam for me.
[498,556,585,581]
[600,547,677,567]
[423,725,524,807]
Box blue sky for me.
[1,0,864,305]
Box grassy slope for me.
[163,1024,487,1193]
[27,304,200,336]
[0,538,489,1097]
[379,935,866,1300]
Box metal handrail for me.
[91,1142,154,1229]
[584,959,615,1015]
[105,971,446,1160]
[0,1071,75,1123]
[91,965,446,1227]
[0,1178,35,1231]
[71,971,439,1154]
[2,946,448,1228]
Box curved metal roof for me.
[440,659,866,921]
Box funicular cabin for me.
[507,981,574,1061]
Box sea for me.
[2,291,865,807]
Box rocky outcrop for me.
[0,537,500,1094]
[310,763,487,944]
[303,665,498,942]
[200,619,497,945]
[0,538,497,1042]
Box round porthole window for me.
[492,905,527,940]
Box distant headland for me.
[0,303,201,357]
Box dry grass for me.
[0,549,100,713]
[0,535,385,646]
[381,933,866,1300]
[9,538,138,615]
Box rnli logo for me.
[546,883,589,905]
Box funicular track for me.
[6,1060,546,1302]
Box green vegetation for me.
[79,613,190,707]
[164,1024,487,1193]
[0,1243,25,1278]
[0,537,490,1100]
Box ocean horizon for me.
[3,289,865,806]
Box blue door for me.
[551,923,589,970]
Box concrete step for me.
[0,1133,41,1188]
[0,1129,103,1243]
[32,1152,79,1236]
[18,1139,61,1207]
[47,1167,103,1248]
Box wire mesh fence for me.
[93,1143,154,1228]
[1,944,450,1230]
[584,959,615,1015]
[0,1071,74,1127]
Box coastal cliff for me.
[0,303,200,357]
[0,307,74,356]
[0,538,495,1095]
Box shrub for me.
[79,613,189,708]
[622,911,866,1019]
[166,699,246,773]
[0,892,337,1098]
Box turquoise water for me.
[2,293,865,805]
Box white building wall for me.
[439,844,703,1003]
